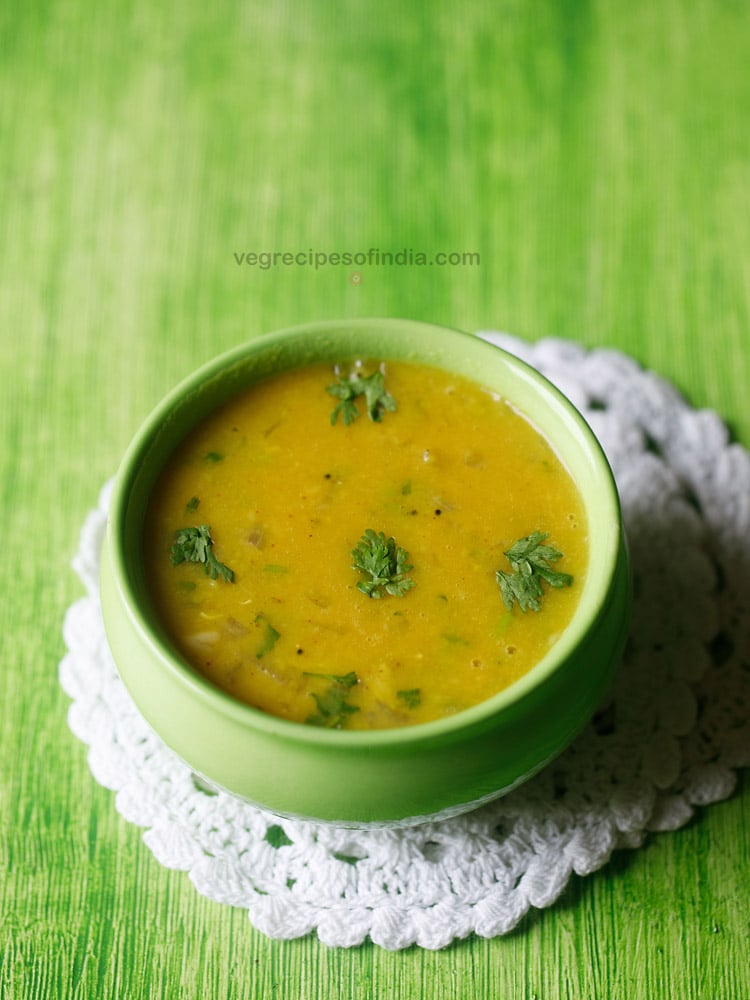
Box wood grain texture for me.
[1,0,748,997]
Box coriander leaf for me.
[327,369,397,426]
[304,671,360,729]
[304,670,358,688]
[186,496,200,511]
[397,688,421,709]
[442,633,470,646]
[170,525,235,583]
[327,390,358,426]
[496,531,572,612]
[254,613,281,658]
[351,529,415,598]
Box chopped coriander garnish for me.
[204,451,224,463]
[186,496,200,512]
[304,671,360,729]
[327,369,397,426]
[397,688,421,709]
[495,610,514,634]
[170,525,235,583]
[254,614,281,658]
[443,633,470,646]
[351,529,415,598]
[496,531,573,612]
[304,670,358,686]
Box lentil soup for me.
[144,360,587,730]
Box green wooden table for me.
[2,1,748,996]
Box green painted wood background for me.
[1,1,748,996]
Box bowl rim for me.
[106,317,624,748]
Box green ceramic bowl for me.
[100,318,630,826]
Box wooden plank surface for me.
[1,1,748,997]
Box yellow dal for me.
[144,361,588,729]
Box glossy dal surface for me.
[144,361,587,729]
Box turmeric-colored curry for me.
[144,360,587,730]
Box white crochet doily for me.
[60,334,750,950]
